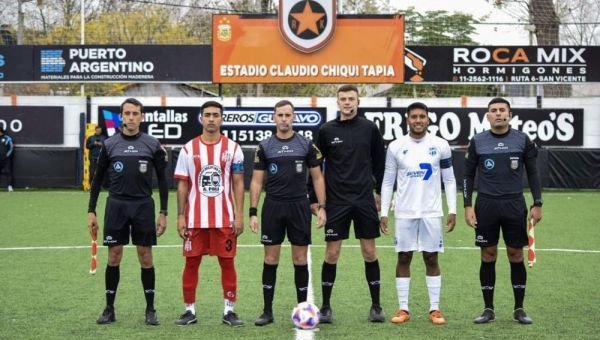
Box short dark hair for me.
[488,97,511,109]
[120,97,144,114]
[201,100,223,114]
[407,102,429,116]
[337,84,359,95]
[274,99,294,112]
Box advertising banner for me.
[360,107,584,147]
[32,45,212,82]
[98,106,325,146]
[212,13,405,83]
[0,46,34,82]
[0,106,64,144]
[404,46,600,83]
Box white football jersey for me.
[174,135,244,228]
[380,133,456,218]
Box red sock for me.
[218,257,237,302]
[182,256,202,304]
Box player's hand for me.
[374,193,381,212]
[177,215,187,239]
[380,216,389,235]
[233,219,244,237]
[317,207,326,229]
[310,203,319,216]
[249,216,259,233]
[464,207,477,228]
[156,214,167,237]
[87,212,99,238]
[530,206,542,225]
[446,213,456,233]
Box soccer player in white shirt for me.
[173,101,245,327]
[380,102,457,325]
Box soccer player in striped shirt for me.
[380,102,457,325]
[173,101,245,327]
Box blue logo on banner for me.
[40,50,66,73]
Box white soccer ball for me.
[291,302,320,330]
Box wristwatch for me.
[159,210,168,216]
[533,199,543,207]
[318,203,326,210]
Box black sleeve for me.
[524,138,542,202]
[86,137,93,150]
[253,144,267,170]
[371,125,386,195]
[316,128,328,159]
[307,142,323,168]
[154,146,169,212]
[88,145,109,213]
[463,140,478,207]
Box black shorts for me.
[103,196,157,247]
[324,200,380,241]
[474,195,528,248]
[260,198,311,246]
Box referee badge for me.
[510,157,519,170]
[139,160,148,173]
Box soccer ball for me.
[291,302,320,330]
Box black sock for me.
[141,267,155,311]
[510,261,527,310]
[105,265,120,307]
[321,261,337,307]
[480,261,496,310]
[262,263,278,313]
[365,259,381,306]
[294,264,309,303]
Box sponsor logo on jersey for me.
[494,142,509,151]
[124,145,138,153]
[199,165,223,197]
[484,158,495,170]
[330,137,343,145]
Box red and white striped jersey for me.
[174,135,244,228]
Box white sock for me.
[396,277,410,311]
[426,275,442,311]
[185,303,196,315]
[224,299,235,315]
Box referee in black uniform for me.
[317,85,386,323]
[463,97,543,325]
[87,98,169,326]
[250,99,326,326]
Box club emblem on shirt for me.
[113,161,124,173]
[138,160,148,173]
[295,160,304,173]
[199,165,223,197]
[484,159,495,170]
[429,147,437,157]
[510,157,519,170]
[269,163,278,175]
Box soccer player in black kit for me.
[463,97,543,325]
[87,98,169,326]
[317,85,386,323]
[250,100,326,326]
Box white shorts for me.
[394,217,444,253]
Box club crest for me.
[279,0,336,53]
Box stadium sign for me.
[0,106,64,144]
[98,106,325,146]
[212,14,405,83]
[404,46,600,83]
[360,107,583,146]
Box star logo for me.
[279,0,336,53]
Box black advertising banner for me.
[0,46,34,81]
[404,46,600,83]
[0,106,64,144]
[98,106,325,146]
[360,107,583,147]
[31,45,212,82]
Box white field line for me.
[1,244,599,253]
